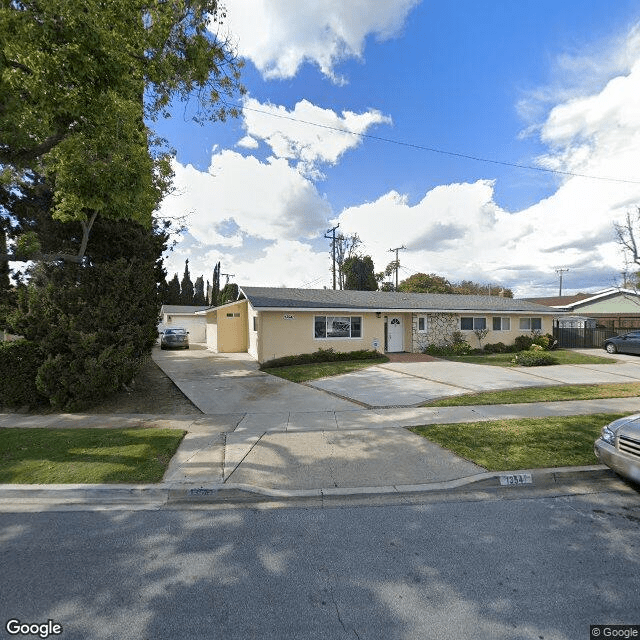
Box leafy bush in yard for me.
[513,351,558,366]
[514,334,534,351]
[0,340,46,407]
[260,348,384,369]
[6,219,166,411]
[423,339,472,357]
[483,342,507,353]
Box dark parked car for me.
[595,414,640,484]
[160,327,189,350]
[602,331,640,354]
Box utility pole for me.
[325,224,339,290]
[556,268,569,296]
[221,272,235,287]
[388,245,406,290]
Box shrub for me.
[483,342,506,354]
[513,351,557,367]
[422,337,471,357]
[514,335,534,351]
[0,340,47,407]
[260,348,383,369]
[529,343,544,351]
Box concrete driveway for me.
[152,345,359,414]
[309,350,640,407]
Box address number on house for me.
[499,473,532,486]
[283,314,295,320]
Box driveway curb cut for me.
[0,465,618,508]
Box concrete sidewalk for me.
[2,396,639,507]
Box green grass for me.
[410,413,624,471]
[443,349,614,367]
[265,357,389,382]
[0,428,185,484]
[423,382,640,407]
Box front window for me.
[461,317,486,331]
[418,317,426,332]
[519,317,542,331]
[493,317,511,331]
[315,316,362,339]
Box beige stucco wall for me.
[258,310,385,363]
[204,300,249,353]
[216,300,248,353]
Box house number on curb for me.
[283,314,294,320]
[499,473,533,486]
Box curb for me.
[0,466,618,508]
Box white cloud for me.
[220,0,421,82]
[242,98,392,177]
[236,135,259,149]
[158,150,332,277]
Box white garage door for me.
[169,315,206,343]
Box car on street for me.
[595,414,640,484]
[602,330,640,354]
[160,327,189,350]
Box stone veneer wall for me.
[411,313,459,352]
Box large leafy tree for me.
[1,0,244,262]
[0,1,244,408]
[398,273,453,294]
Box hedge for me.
[260,348,385,369]
[0,340,47,407]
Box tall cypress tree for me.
[166,273,181,304]
[193,275,205,305]
[180,259,194,305]
[211,261,221,307]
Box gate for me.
[553,326,618,349]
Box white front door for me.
[387,316,403,352]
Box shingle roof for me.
[523,294,592,307]
[161,305,209,314]
[239,287,560,314]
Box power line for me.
[237,102,640,185]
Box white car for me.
[595,415,640,484]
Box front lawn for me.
[0,428,185,483]
[266,357,389,382]
[423,382,640,407]
[442,349,614,367]
[410,413,623,470]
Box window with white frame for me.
[418,316,427,332]
[460,317,486,331]
[519,317,542,331]
[492,317,511,331]
[314,316,362,339]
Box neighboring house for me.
[201,287,560,363]
[159,305,209,343]
[526,288,640,330]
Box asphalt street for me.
[1,489,639,640]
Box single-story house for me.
[200,287,561,363]
[526,288,640,330]
[159,305,209,343]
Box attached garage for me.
[201,300,249,353]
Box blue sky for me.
[156,0,640,296]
